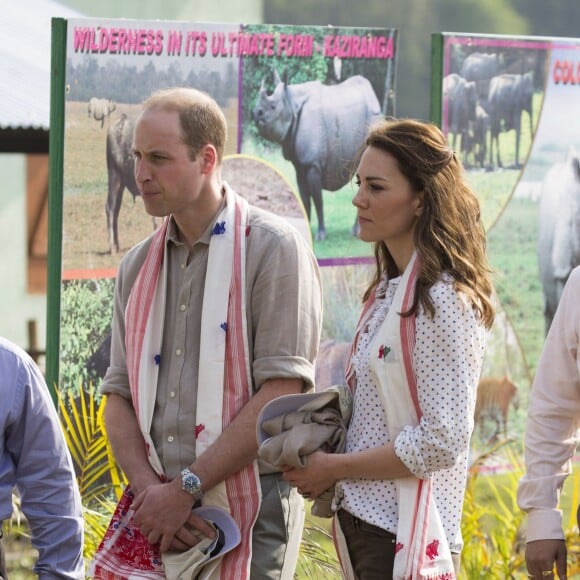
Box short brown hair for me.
[141,87,227,162]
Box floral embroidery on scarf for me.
[153,354,161,365]
[195,424,206,438]
[220,322,228,332]
[395,541,404,554]
[212,221,226,235]
[425,538,440,560]
[378,345,391,359]
[245,225,251,236]
[92,487,163,574]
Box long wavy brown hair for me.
[360,118,495,329]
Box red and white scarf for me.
[334,252,456,580]
[90,186,261,579]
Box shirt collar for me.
[166,191,228,248]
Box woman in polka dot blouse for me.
[283,118,495,579]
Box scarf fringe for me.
[403,573,455,580]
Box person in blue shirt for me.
[0,336,84,579]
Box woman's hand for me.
[281,450,338,499]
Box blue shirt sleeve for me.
[0,339,84,579]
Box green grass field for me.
[486,196,544,373]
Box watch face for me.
[181,468,202,498]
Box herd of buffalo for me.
[443,51,535,170]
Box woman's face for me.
[352,146,422,249]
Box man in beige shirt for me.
[98,87,322,579]
[518,266,580,580]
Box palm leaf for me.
[57,384,127,502]
[296,514,341,578]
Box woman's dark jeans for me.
[337,509,397,579]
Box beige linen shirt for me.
[101,188,322,479]
[518,266,580,542]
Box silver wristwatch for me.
[180,467,203,500]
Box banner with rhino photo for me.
[47,18,398,415]
[431,32,580,457]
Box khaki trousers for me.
[251,473,304,580]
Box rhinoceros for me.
[88,97,117,128]
[252,69,383,241]
[537,147,580,333]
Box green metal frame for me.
[46,18,67,405]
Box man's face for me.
[132,107,205,218]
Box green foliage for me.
[59,278,114,396]
[82,499,120,564]
[461,441,580,578]
[66,56,237,107]
[461,441,526,577]
[296,514,341,578]
[57,384,126,501]
[57,383,127,565]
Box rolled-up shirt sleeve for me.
[394,279,486,479]
[250,223,322,391]
[517,267,580,542]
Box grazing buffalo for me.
[460,52,500,102]
[537,148,580,333]
[461,103,490,169]
[474,375,518,441]
[88,97,117,128]
[487,71,534,169]
[252,69,383,241]
[442,73,477,152]
[106,113,140,254]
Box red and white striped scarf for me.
[90,186,261,579]
[335,252,456,580]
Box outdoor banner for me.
[47,18,398,412]
[431,32,580,453]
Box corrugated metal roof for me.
[0,0,83,130]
